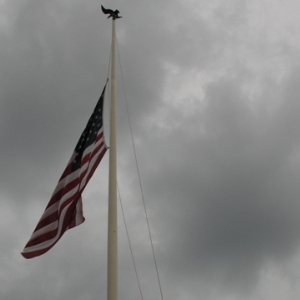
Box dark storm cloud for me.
[132,66,300,297]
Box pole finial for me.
[101,5,122,20]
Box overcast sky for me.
[2,0,300,299]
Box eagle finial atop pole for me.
[101,5,122,20]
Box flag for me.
[21,83,108,259]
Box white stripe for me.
[29,220,58,241]
[58,183,80,211]
[80,144,105,189]
[75,196,84,226]
[79,136,106,186]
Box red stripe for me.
[26,228,58,247]
[22,246,53,259]
[80,142,105,172]
[85,148,107,185]
[45,176,80,209]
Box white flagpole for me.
[107,18,118,300]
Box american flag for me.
[21,83,108,259]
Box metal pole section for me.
[107,18,118,300]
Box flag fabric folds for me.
[21,83,108,259]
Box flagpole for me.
[107,17,118,300]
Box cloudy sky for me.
[2,0,300,299]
